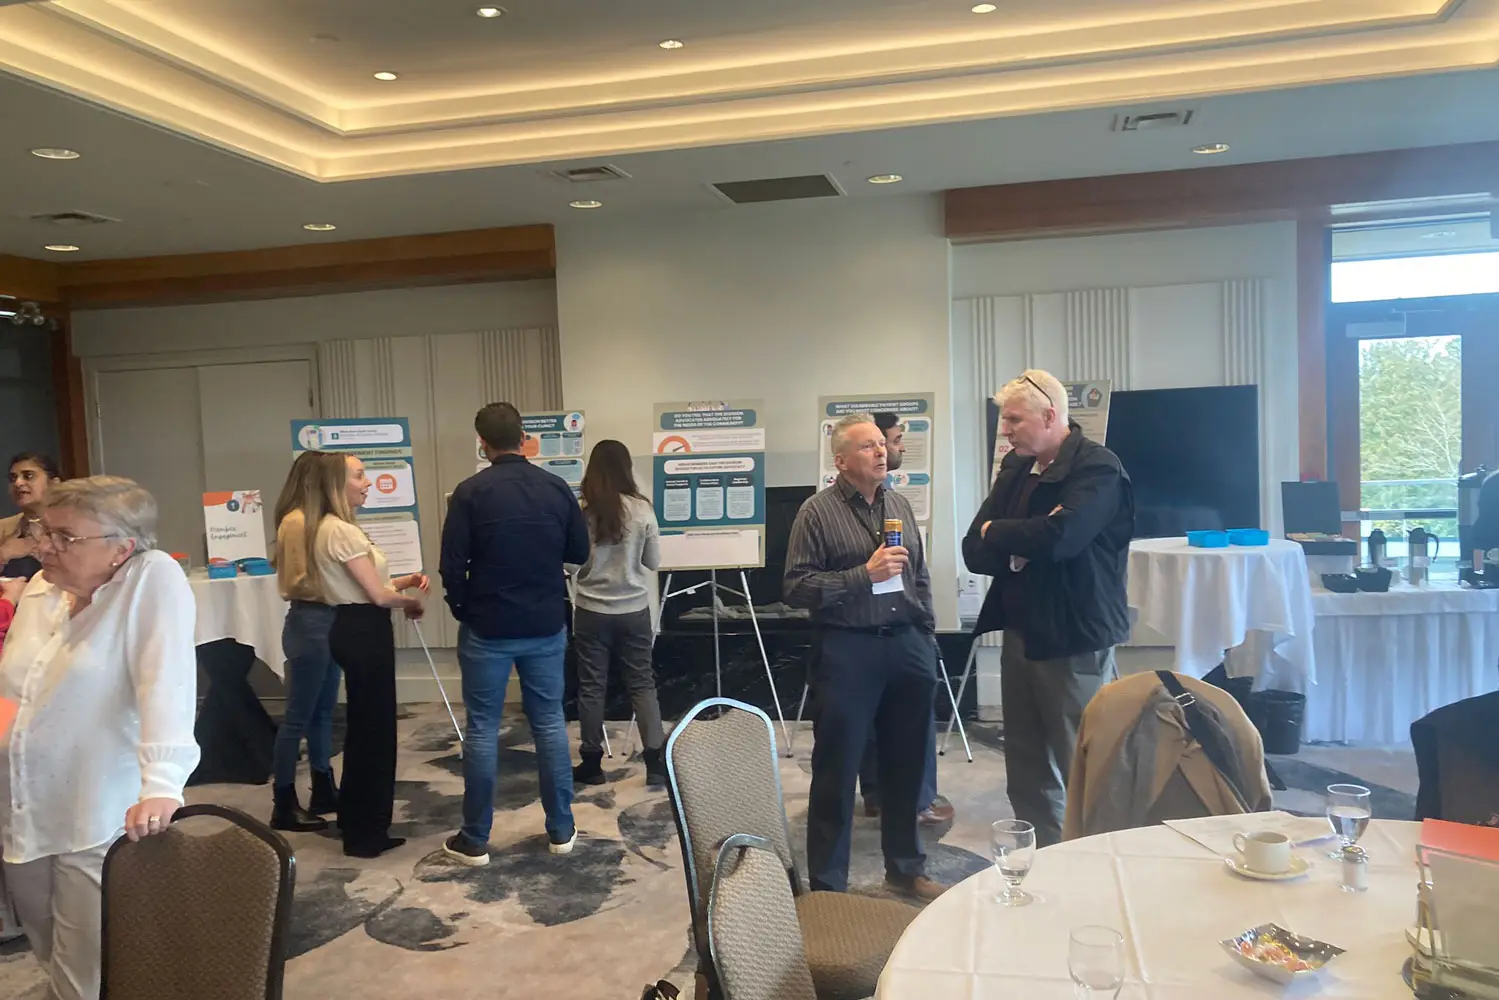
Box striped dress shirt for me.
[783,476,934,631]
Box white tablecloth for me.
[877,818,1421,1000]
[1306,583,1499,744]
[188,571,288,677]
[1127,538,1316,688]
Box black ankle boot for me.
[573,750,606,786]
[271,784,328,833]
[643,748,667,791]
[309,768,339,816]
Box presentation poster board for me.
[986,378,1112,485]
[817,393,937,549]
[202,490,267,563]
[652,400,766,570]
[291,417,423,575]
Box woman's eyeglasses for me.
[38,528,121,553]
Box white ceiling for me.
[1,0,1496,179]
[4,63,1499,260]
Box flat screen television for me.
[986,384,1260,537]
[1107,385,1260,537]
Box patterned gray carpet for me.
[0,706,1416,1000]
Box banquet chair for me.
[665,698,918,1000]
[100,803,296,1000]
[1062,671,1272,841]
[1412,691,1499,826]
[708,835,819,1000]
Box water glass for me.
[1326,783,1372,859]
[991,819,1036,907]
[1069,925,1125,999]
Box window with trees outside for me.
[1330,249,1499,580]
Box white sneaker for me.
[548,830,578,855]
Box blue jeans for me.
[273,601,341,787]
[457,626,573,844]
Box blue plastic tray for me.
[1187,530,1230,548]
[1228,529,1270,546]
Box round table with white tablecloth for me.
[876,817,1422,1000]
[185,570,289,785]
[1307,582,1499,743]
[187,569,289,677]
[1127,537,1316,689]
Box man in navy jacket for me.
[440,401,590,866]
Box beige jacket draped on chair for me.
[1063,671,1272,841]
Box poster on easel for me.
[652,400,766,570]
[202,490,267,563]
[291,418,423,575]
[817,393,936,552]
[986,379,1112,485]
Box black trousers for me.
[807,626,937,892]
[331,603,397,846]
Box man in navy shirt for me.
[440,402,590,866]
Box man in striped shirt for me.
[785,413,946,901]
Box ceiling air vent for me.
[30,210,119,227]
[549,165,631,183]
[711,175,844,205]
[1112,109,1196,132]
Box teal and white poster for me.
[651,400,766,570]
[818,393,936,544]
[291,418,423,575]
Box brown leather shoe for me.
[918,798,956,825]
[886,874,949,902]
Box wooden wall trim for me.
[49,313,88,478]
[0,253,61,303]
[945,141,1499,241]
[1297,218,1331,484]
[55,225,556,309]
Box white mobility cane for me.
[412,620,464,757]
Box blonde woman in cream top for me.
[316,454,426,858]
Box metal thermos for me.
[1367,528,1387,569]
[1406,527,1440,586]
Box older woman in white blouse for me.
[0,476,199,1000]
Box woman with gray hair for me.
[0,475,199,1000]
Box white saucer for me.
[1224,855,1312,881]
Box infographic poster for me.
[652,400,766,570]
[291,417,423,574]
[817,393,936,550]
[986,379,1111,485]
[202,490,267,563]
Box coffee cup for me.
[1233,831,1292,874]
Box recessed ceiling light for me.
[867,174,904,185]
[43,244,80,253]
[373,71,399,81]
[972,3,998,12]
[569,200,603,210]
[1191,142,1231,155]
[476,6,504,17]
[1421,230,1459,240]
[31,147,80,160]
[658,39,685,49]
[302,222,338,231]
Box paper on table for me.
[1164,811,1338,857]
[872,573,903,595]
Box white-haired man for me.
[963,369,1134,847]
[785,413,945,901]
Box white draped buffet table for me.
[187,569,289,677]
[1127,537,1316,689]
[876,817,1422,1000]
[1306,583,1499,744]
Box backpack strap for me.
[1156,671,1250,810]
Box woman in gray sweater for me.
[571,440,666,789]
